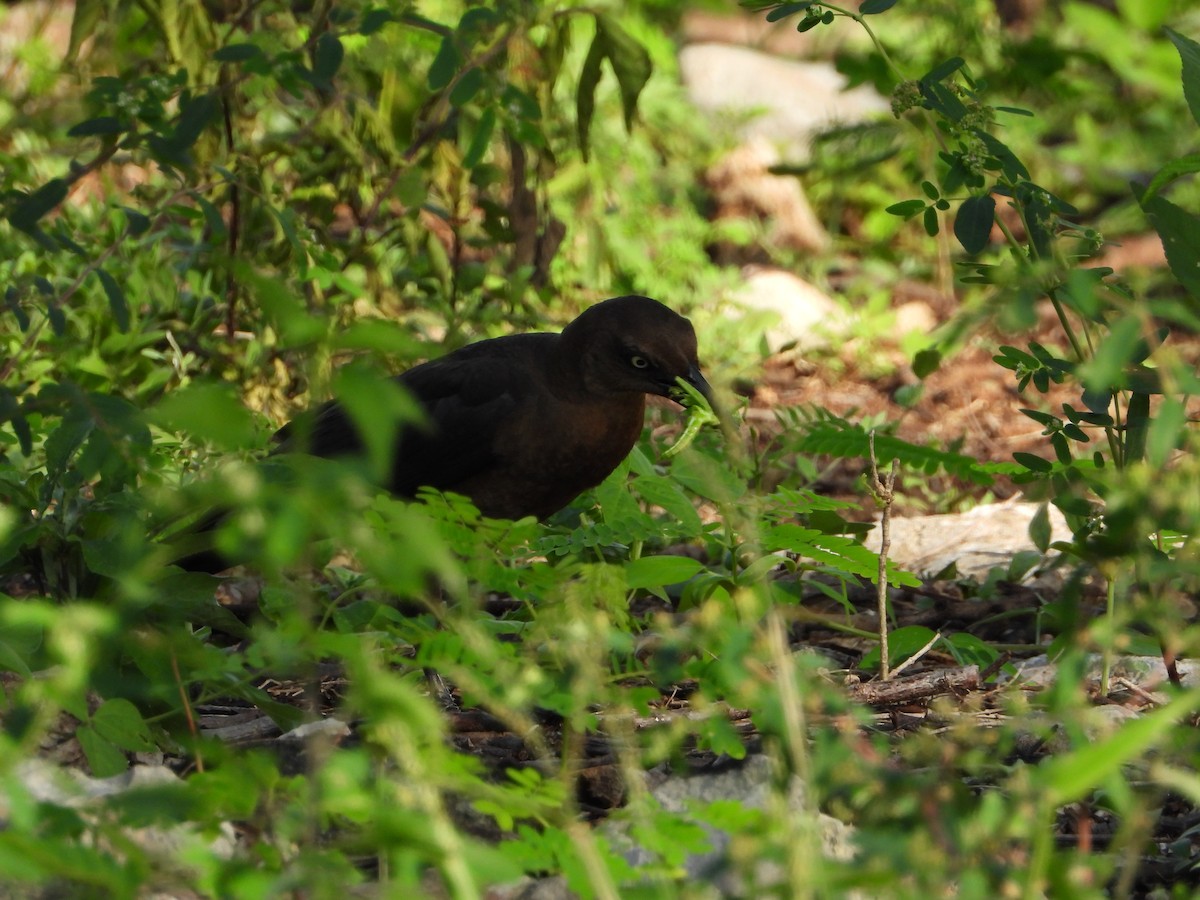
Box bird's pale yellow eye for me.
[630,355,649,369]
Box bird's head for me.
[563,295,712,404]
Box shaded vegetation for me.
[2,0,1200,895]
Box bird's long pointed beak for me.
[685,364,713,404]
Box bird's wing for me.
[277,334,551,501]
[387,349,532,497]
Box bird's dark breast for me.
[462,393,646,520]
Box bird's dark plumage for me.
[179,295,709,571]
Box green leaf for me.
[463,106,496,168]
[313,32,344,84]
[360,8,394,35]
[428,36,460,91]
[121,206,151,236]
[886,199,926,218]
[670,448,746,504]
[575,29,606,160]
[922,205,939,236]
[1123,391,1150,465]
[860,0,899,13]
[213,43,263,62]
[976,131,1030,182]
[172,92,219,153]
[1029,502,1051,552]
[596,13,652,133]
[1140,152,1200,202]
[796,419,1006,485]
[94,269,130,332]
[7,178,68,233]
[449,67,484,107]
[1036,688,1200,807]
[77,725,129,777]
[1138,191,1200,300]
[624,556,705,592]
[1146,395,1186,467]
[68,116,125,137]
[0,638,32,678]
[91,698,157,753]
[942,632,999,668]
[1166,27,1200,128]
[1077,314,1142,394]
[151,382,259,450]
[953,194,995,254]
[333,362,426,486]
[68,0,104,61]
[765,2,813,22]
[922,57,965,85]
[632,474,703,535]
[860,625,938,671]
[912,348,941,379]
[1013,452,1052,473]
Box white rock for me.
[680,44,891,161]
[729,267,850,354]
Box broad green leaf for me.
[67,116,125,137]
[920,80,968,122]
[94,269,130,332]
[1013,452,1051,473]
[77,726,129,777]
[922,56,965,85]
[860,0,899,13]
[68,0,104,61]
[1029,502,1051,553]
[313,32,344,83]
[976,131,1030,181]
[121,207,151,236]
[333,319,429,356]
[596,13,652,131]
[1140,152,1200,202]
[942,632,999,668]
[91,698,157,753]
[624,555,705,592]
[953,194,995,254]
[360,8,394,34]
[922,205,939,236]
[1166,27,1200,128]
[670,447,746,504]
[1077,314,1143,393]
[886,199,925,218]
[632,474,703,535]
[170,92,219,155]
[912,347,941,379]
[334,362,426,485]
[463,106,496,168]
[151,382,259,450]
[766,2,812,23]
[1139,192,1200,300]
[1146,395,1186,467]
[575,29,605,160]
[7,179,68,232]
[1123,391,1150,464]
[44,409,93,477]
[213,43,263,62]
[428,35,460,91]
[450,67,484,107]
[1036,688,1200,807]
[193,193,228,241]
[860,625,938,671]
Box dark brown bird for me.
[178,296,709,571]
